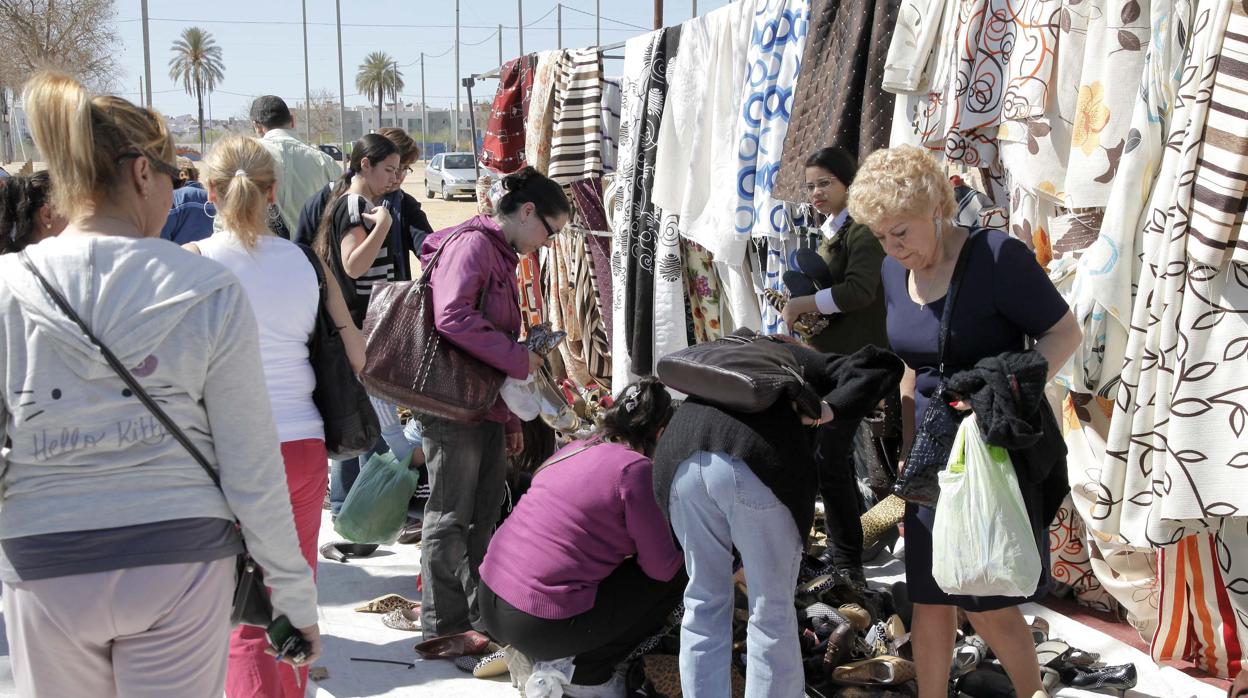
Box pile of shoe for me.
[953,615,1139,696]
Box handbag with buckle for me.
[19,253,275,628]
[360,229,508,422]
[892,231,977,509]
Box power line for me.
[561,5,649,30]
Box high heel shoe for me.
[1059,663,1138,695]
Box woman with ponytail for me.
[478,377,686,696]
[0,171,66,254]
[0,72,318,696]
[185,134,362,698]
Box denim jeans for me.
[669,451,804,698]
[417,415,506,637]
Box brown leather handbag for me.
[360,230,507,422]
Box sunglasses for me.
[117,151,180,183]
[537,215,560,239]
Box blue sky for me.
[114,0,733,119]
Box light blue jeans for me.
[668,451,804,698]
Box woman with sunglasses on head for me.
[0,72,318,697]
[414,165,570,641]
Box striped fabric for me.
[547,49,604,184]
[1154,527,1247,680]
[517,252,544,331]
[1185,0,1248,266]
[601,78,622,173]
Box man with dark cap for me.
[251,95,341,235]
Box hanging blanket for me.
[548,49,604,184]
[611,32,662,391]
[941,0,1016,169]
[525,51,562,175]
[601,77,622,174]
[683,240,725,343]
[1154,527,1248,679]
[571,178,614,343]
[774,0,899,201]
[480,55,535,174]
[1098,0,1243,548]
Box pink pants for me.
[226,438,328,698]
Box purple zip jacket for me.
[421,215,528,428]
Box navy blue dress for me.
[882,228,1068,611]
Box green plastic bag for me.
[931,414,1041,597]
[333,451,421,545]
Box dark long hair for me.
[494,166,571,220]
[599,377,673,457]
[312,133,399,262]
[0,172,53,255]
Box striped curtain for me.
[1154,524,1247,680]
[547,49,604,184]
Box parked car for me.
[175,146,202,161]
[318,144,344,161]
[424,152,481,201]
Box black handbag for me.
[656,329,823,419]
[296,244,381,460]
[893,232,977,509]
[20,253,275,628]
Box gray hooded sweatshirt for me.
[0,234,317,628]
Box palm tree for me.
[356,52,404,131]
[168,28,225,154]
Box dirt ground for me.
[402,160,481,231]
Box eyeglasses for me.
[117,151,180,184]
[538,215,560,239]
[401,166,414,176]
[803,178,837,193]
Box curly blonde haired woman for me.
[0,72,319,697]
[848,146,1080,698]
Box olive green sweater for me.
[809,219,889,355]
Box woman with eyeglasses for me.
[778,146,890,587]
[414,165,570,641]
[0,71,318,697]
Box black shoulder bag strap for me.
[18,252,223,490]
[296,243,329,316]
[935,229,979,379]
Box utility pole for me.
[498,24,504,66]
[420,52,428,162]
[336,0,347,163]
[518,0,524,55]
[654,0,663,29]
[302,0,312,142]
[692,0,697,16]
[454,0,461,150]
[557,3,562,49]
[141,0,153,108]
[596,0,601,46]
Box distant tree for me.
[168,27,224,154]
[355,52,403,130]
[298,87,340,144]
[0,0,120,91]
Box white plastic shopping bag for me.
[501,376,541,421]
[931,414,1041,597]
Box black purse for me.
[893,232,977,509]
[296,244,380,460]
[20,253,275,628]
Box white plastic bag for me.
[932,415,1041,597]
[501,376,541,421]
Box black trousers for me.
[815,415,865,569]
[479,559,686,685]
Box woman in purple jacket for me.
[415,167,569,640]
[479,378,685,696]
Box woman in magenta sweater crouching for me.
[479,378,686,696]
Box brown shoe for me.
[831,656,916,686]
[822,622,855,678]
[838,603,872,632]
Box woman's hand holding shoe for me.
[527,350,545,376]
[781,294,819,329]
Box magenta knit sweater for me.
[479,440,684,620]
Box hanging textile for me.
[517,253,545,330]
[1155,525,1248,679]
[653,211,691,369]
[1097,0,1243,548]
[683,240,725,343]
[1050,494,1119,613]
[774,0,900,200]
[525,51,562,175]
[941,0,1015,169]
[548,49,604,184]
[601,77,622,174]
[1065,0,1189,397]
[547,235,592,388]
[734,0,812,242]
[884,0,959,150]
[569,230,612,390]
[480,55,536,174]
[571,178,614,345]
[611,31,662,390]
